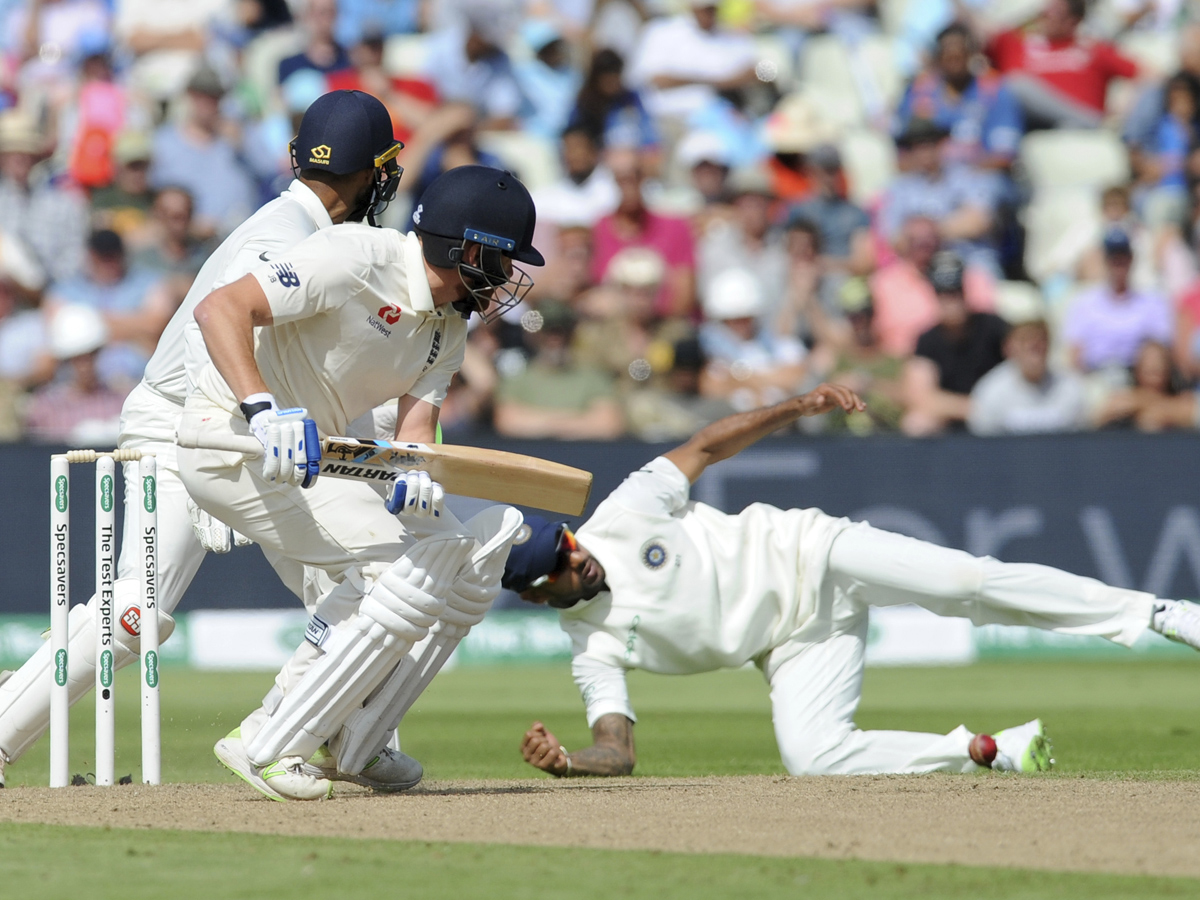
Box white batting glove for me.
[385,469,445,520]
[246,395,321,487]
[187,498,255,552]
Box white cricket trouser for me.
[768,522,1156,775]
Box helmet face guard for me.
[424,228,535,322]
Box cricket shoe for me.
[1151,600,1200,651]
[991,719,1054,773]
[214,728,333,801]
[305,744,423,793]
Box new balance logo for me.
[270,263,301,288]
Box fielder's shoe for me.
[306,744,423,792]
[214,728,333,801]
[1151,600,1200,651]
[992,719,1054,773]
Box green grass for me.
[7,658,1200,785]
[6,660,1200,898]
[2,823,1199,900]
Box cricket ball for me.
[970,733,998,767]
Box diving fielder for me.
[0,90,407,788]
[177,164,542,800]
[513,385,1200,777]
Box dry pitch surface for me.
[4,775,1199,877]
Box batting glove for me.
[385,469,445,520]
[245,394,321,487]
[186,498,255,553]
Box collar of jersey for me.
[404,230,435,313]
[284,179,334,231]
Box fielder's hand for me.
[385,469,445,520]
[521,721,569,777]
[186,498,254,553]
[795,383,866,418]
[248,401,321,487]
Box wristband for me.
[561,747,572,777]
[239,393,275,423]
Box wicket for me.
[49,449,159,787]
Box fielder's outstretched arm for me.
[664,383,865,484]
[521,715,636,777]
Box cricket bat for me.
[176,420,593,515]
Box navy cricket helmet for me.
[411,165,543,320]
[290,90,404,225]
[502,515,574,593]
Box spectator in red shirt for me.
[986,0,1138,128]
[591,148,696,319]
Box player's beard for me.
[344,179,377,223]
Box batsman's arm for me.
[193,273,274,403]
[521,715,636,777]
[664,383,865,484]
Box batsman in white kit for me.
[0,90,406,787]
[515,385,1200,778]
[177,163,544,800]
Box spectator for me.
[902,252,1008,435]
[4,0,109,100]
[1096,340,1196,431]
[423,1,529,131]
[567,48,657,151]
[325,31,438,145]
[278,0,350,84]
[1064,227,1173,373]
[23,303,125,444]
[46,228,171,391]
[762,93,838,202]
[870,214,994,357]
[698,165,788,324]
[131,185,213,305]
[675,130,733,210]
[592,148,696,319]
[1130,72,1199,225]
[401,103,506,212]
[896,23,1023,170]
[113,0,226,100]
[532,125,619,228]
[624,337,735,442]
[515,20,580,140]
[1124,24,1200,154]
[700,267,807,412]
[985,0,1139,128]
[969,317,1088,435]
[90,130,154,243]
[333,0,419,48]
[0,230,51,391]
[0,109,88,284]
[493,301,625,440]
[149,65,257,239]
[626,0,757,122]
[881,118,999,273]
[786,144,875,278]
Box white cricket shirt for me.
[194,224,466,435]
[560,457,851,726]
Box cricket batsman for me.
[0,90,406,788]
[176,164,543,800]
[513,385,1200,777]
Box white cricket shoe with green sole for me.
[214,728,333,801]
[992,719,1054,773]
[1152,600,1200,651]
[306,744,423,792]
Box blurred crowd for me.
[6,0,1200,444]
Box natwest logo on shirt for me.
[378,303,402,325]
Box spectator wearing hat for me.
[533,125,619,229]
[627,0,757,122]
[969,317,1088,436]
[567,48,658,152]
[1064,227,1173,374]
[0,109,88,284]
[278,0,351,84]
[896,23,1024,171]
[515,20,581,140]
[700,267,807,413]
[90,130,155,242]
[881,118,1000,274]
[786,144,875,279]
[675,130,733,211]
[23,304,125,444]
[494,300,625,440]
[149,65,257,239]
[592,148,696,318]
[902,251,1008,436]
[985,0,1138,129]
[45,228,171,391]
[762,93,839,202]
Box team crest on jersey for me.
[640,540,668,570]
[269,263,301,288]
[378,303,402,325]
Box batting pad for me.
[332,506,524,775]
[244,528,475,767]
